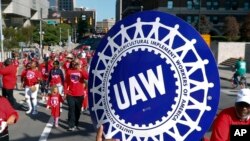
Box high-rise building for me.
[49,0,58,11]
[2,0,49,27]
[58,0,76,11]
[116,0,250,35]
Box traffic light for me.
[89,17,93,25]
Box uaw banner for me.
[88,11,220,141]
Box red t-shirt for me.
[0,64,17,89]
[63,60,71,71]
[39,63,49,80]
[210,107,250,141]
[64,69,88,96]
[47,93,64,117]
[21,69,42,87]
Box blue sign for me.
[88,11,220,141]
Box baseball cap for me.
[66,53,74,59]
[236,88,250,104]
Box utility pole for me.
[59,27,62,46]
[40,8,43,58]
[0,0,4,61]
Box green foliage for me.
[2,26,34,50]
[240,13,250,41]
[224,16,240,41]
[32,23,71,45]
[195,15,212,34]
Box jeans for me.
[67,95,84,128]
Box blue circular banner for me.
[88,11,220,141]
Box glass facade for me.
[167,1,173,9]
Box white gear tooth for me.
[142,124,146,128]
[134,124,139,128]
[173,73,178,78]
[175,81,179,86]
[170,66,175,71]
[174,97,178,102]
[141,47,146,51]
[167,111,172,115]
[121,119,125,123]
[127,122,132,126]
[162,116,167,121]
[171,105,175,109]
[115,114,119,119]
[159,54,164,59]
[148,123,153,127]
[155,120,160,125]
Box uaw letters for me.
[113,65,165,110]
[230,125,250,140]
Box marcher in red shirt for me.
[0,96,19,141]
[21,61,42,115]
[210,88,250,141]
[62,53,74,72]
[46,85,64,128]
[0,58,18,108]
[64,59,88,131]
[39,59,49,103]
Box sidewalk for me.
[218,65,250,86]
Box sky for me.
[76,0,116,21]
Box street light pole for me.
[40,8,43,58]
[0,0,4,61]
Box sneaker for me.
[68,126,76,131]
[26,109,32,114]
[55,124,59,128]
[76,126,80,130]
[60,109,62,113]
[32,110,38,115]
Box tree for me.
[32,23,71,46]
[224,16,239,41]
[2,26,34,50]
[196,15,212,34]
[240,13,250,41]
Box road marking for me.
[221,89,239,96]
[39,117,53,141]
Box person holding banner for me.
[210,88,250,141]
[96,125,119,141]
[0,96,19,141]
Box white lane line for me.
[221,89,239,96]
[39,117,54,141]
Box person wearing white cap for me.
[210,88,250,141]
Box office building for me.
[2,0,49,27]
[116,0,250,35]
[58,0,76,11]
[49,0,58,11]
